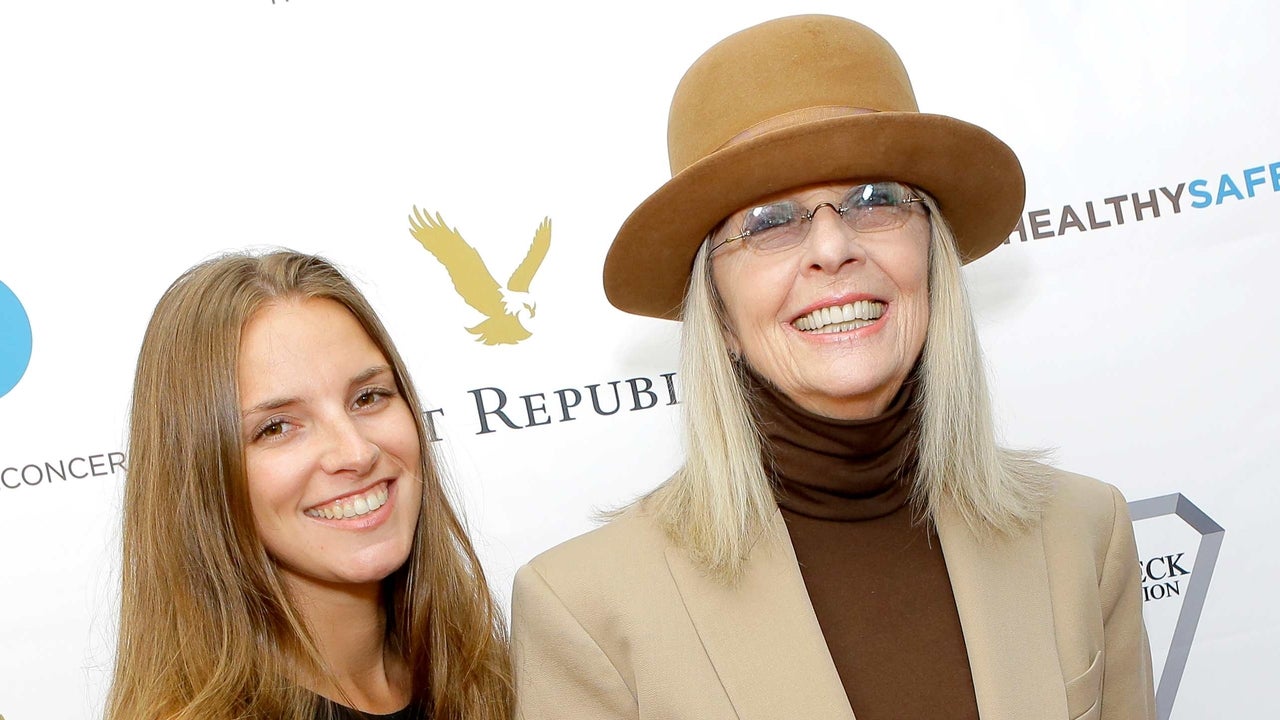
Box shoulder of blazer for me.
[1036,463,1129,581]
[520,505,677,611]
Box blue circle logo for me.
[0,280,33,398]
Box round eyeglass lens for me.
[843,182,915,231]
[742,201,804,249]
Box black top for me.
[315,696,426,720]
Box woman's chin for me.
[774,374,908,419]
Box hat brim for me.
[604,112,1025,320]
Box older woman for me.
[106,252,512,720]
[511,15,1154,720]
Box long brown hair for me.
[107,251,512,720]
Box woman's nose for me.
[318,416,381,476]
[801,204,866,273]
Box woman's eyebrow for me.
[351,365,393,386]
[240,396,298,420]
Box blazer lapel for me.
[665,511,855,720]
[936,504,1067,720]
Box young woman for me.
[107,251,511,720]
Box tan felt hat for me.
[604,14,1025,320]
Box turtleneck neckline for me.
[744,364,920,521]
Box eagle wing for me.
[507,217,552,293]
[408,207,505,319]
[467,314,532,346]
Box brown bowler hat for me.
[604,14,1025,320]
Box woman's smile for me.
[303,478,395,525]
[790,296,888,336]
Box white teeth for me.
[814,319,876,334]
[304,482,390,520]
[793,301,885,333]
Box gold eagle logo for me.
[408,208,551,346]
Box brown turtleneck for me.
[746,368,980,720]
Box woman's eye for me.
[354,388,392,409]
[255,419,291,441]
[743,202,799,235]
[849,182,906,207]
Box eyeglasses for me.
[710,181,926,254]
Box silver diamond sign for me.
[1129,494,1225,720]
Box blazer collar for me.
[664,513,855,720]
[935,503,1068,720]
[665,508,1068,720]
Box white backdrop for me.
[1,2,1275,718]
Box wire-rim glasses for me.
[710,181,926,254]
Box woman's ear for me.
[725,332,742,361]
[706,245,741,360]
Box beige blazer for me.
[511,467,1155,720]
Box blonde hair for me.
[106,251,512,720]
[647,198,1050,582]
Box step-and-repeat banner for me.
[1,2,1275,718]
